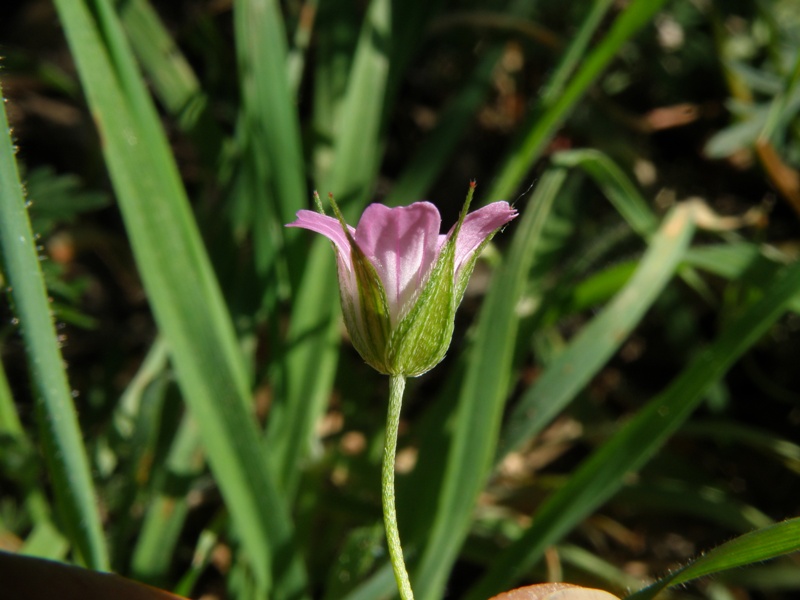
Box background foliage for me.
[1,0,799,599]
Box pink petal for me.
[452,201,517,274]
[354,202,442,323]
[286,210,357,270]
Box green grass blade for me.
[114,0,203,119]
[20,521,70,561]
[131,415,204,585]
[53,2,308,596]
[615,480,774,532]
[551,149,659,236]
[536,0,616,106]
[234,0,307,227]
[681,420,800,474]
[626,517,800,600]
[685,244,800,313]
[497,202,696,459]
[0,84,109,570]
[413,169,566,600]
[0,351,54,529]
[287,0,319,94]
[466,258,800,600]
[115,0,222,163]
[324,0,391,202]
[0,351,23,436]
[266,247,340,496]
[113,337,169,439]
[340,562,396,600]
[487,0,669,203]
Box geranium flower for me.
[287,183,517,377]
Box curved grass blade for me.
[496,202,697,459]
[466,258,800,600]
[413,169,566,600]
[551,149,659,236]
[614,479,773,532]
[626,517,800,600]
[0,83,109,570]
[680,420,800,475]
[53,2,308,596]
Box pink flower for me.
[287,184,517,376]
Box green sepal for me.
[386,183,478,377]
[329,194,393,374]
[387,238,457,377]
[348,242,393,373]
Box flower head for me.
[287,183,517,376]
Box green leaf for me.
[626,517,800,600]
[0,81,109,570]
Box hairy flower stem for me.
[383,374,414,600]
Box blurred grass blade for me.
[114,337,169,439]
[413,169,565,600]
[466,258,800,600]
[340,562,396,600]
[235,0,307,226]
[487,0,669,203]
[53,2,308,596]
[616,480,773,532]
[497,202,696,459]
[0,351,55,533]
[234,0,307,298]
[626,517,800,600]
[0,83,109,570]
[115,0,201,116]
[267,0,392,498]
[20,521,69,561]
[0,350,23,435]
[681,420,800,474]
[131,415,204,585]
[287,0,318,94]
[759,49,800,144]
[324,0,391,202]
[551,149,659,236]
[116,0,222,164]
[685,243,800,313]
